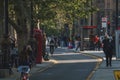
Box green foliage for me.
[40,20,60,36]
[8,0,98,36]
[33,0,98,36]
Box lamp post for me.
[30,0,33,38]
[91,0,93,26]
[90,0,93,35]
[116,0,118,30]
[4,0,8,35]
[0,0,11,77]
[2,0,11,70]
[28,0,37,64]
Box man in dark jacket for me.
[102,36,113,67]
[49,38,55,55]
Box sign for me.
[102,17,107,22]
[83,26,97,29]
[114,70,120,80]
[102,22,107,28]
[102,17,107,28]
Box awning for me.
[83,26,97,29]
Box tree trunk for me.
[17,31,29,53]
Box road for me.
[30,47,99,80]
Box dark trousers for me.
[103,49,112,67]
[11,54,18,68]
[50,46,54,54]
[105,55,112,66]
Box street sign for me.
[114,70,120,80]
[102,17,107,22]
[102,17,107,28]
[102,22,107,28]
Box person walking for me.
[96,39,101,51]
[74,36,81,52]
[102,36,113,67]
[49,38,55,56]
[10,45,18,68]
[18,45,32,68]
[42,32,47,59]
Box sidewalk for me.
[81,51,120,80]
[0,59,57,80]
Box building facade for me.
[92,0,120,36]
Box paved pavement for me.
[81,51,119,80]
[0,48,120,80]
[0,59,57,80]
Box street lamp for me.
[28,0,37,64]
[91,0,93,26]
[0,0,11,72]
[30,0,34,38]
[3,0,10,69]
[4,0,8,35]
[116,0,118,30]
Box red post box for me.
[33,27,43,64]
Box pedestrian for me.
[94,35,100,51]
[102,36,113,67]
[9,35,16,49]
[26,45,35,67]
[18,45,31,68]
[17,45,31,76]
[42,32,47,58]
[49,38,55,56]
[74,36,81,52]
[10,45,18,68]
[96,39,101,51]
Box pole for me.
[4,0,8,35]
[90,0,93,35]
[4,0,9,69]
[28,0,37,64]
[4,0,10,69]
[91,0,93,26]
[30,0,33,38]
[116,0,118,30]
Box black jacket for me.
[102,38,113,56]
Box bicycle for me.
[17,66,30,80]
[50,45,54,55]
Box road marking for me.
[83,53,103,80]
[114,70,120,80]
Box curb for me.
[80,52,103,80]
[36,59,58,73]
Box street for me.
[30,47,99,80]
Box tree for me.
[0,0,98,52]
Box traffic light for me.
[107,21,110,30]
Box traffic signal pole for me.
[116,0,118,30]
